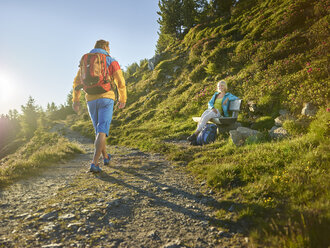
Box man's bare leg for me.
[92,132,107,165]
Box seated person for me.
[187,80,238,143]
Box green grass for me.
[66,0,329,246]
[0,129,84,187]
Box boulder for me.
[301,102,317,116]
[229,127,261,146]
[274,114,296,127]
[229,130,245,147]
[269,126,288,139]
[236,127,261,139]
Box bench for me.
[192,99,242,125]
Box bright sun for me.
[0,72,16,104]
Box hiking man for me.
[72,39,127,172]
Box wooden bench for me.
[192,99,242,125]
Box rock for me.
[42,223,58,232]
[269,126,289,139]
[237,127,261,138]
[229,130,245,147]
[41,243,63,248]
[40,211,58,221]
[218,230,226,237]
[228,205,235,212]
[147,230,160,240]
[301,102,317,116]
[162,239,182,248]
[67,222,83,229]
[274,114,295,127]
[16,213,29,219]
[58,213,75,220]
[161,187,171,192]
[248,101,257,113]
[230,127,261,146]
[107,199,120,208]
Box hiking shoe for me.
[104,154,111,166]
[89,163,102,173]
[187,133,197,142]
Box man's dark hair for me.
[94,40,109,50]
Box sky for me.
[0,0,160,115]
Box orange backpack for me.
[78,53,112,94]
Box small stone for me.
[41,244,63,248]
[228,205,235,212]
[218,231,225,237]
[67,222,83,229]
[16,213,29,219]
[42,223,58,232]
[40,211,58,221]
[147,230,159,240]
[301,102,317,116]
[162,239,182,248]
[58,213,75,220]
[161,187,171,192]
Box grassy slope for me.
[72,0,329,246]
[0,129,83,188]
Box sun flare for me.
[0,72,16,104]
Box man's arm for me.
[72,70,82,113]
[113,69,127,109]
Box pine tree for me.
[156,0,208,53]
[20,96,40,138]
[210,0,234,17]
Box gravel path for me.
[0,124,248,247]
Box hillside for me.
[99,0,329,246]
[110,0,328,144]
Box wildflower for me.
[307,68,313,73]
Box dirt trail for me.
[0,124,248,248]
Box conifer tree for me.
[20,96,40,138]
[210,0,235,16]
[156,0,208,53]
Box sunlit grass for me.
[0,130,83,187]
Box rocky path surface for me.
[0,124,248,248]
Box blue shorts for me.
[87,98,114,137]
